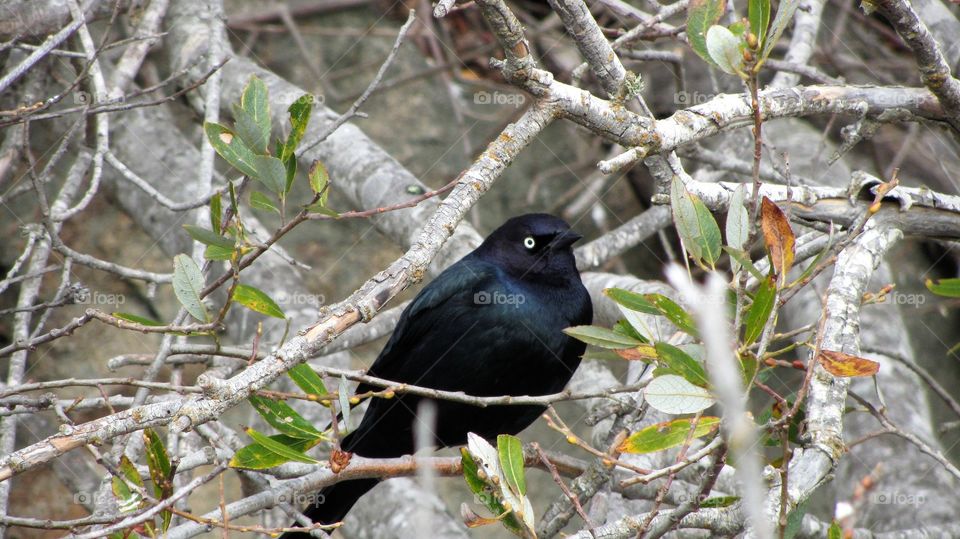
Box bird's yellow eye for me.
[523,236,536,249]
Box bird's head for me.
[477,213,583,284]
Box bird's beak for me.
[549,230,583,250]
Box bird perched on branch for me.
[283,213,592,537]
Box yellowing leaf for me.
[618,417,720,454]
[616,344,658,362]
[233,284,285,319]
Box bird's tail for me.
[280,478,380,538]
[281,429,389,538]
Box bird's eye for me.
[523,236,536,250]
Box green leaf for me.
[283,96,313,162]
[461,448,522,534]
[241,75,271,151]
[645,293,699,338]
[281,139,297,194]
[613,319,649,344]
[827,520,843,539]
[497,434,526,496]
[671,177,722,268]
[112,475,141,514]
[729,20,747,36]
[687,0,727,67]
[606,288,658,342]
[926,278,960,297]
[655,342,709,387]
[761,0,799,60]
[743,275,777,345]
[233,284,285,319]
[748,0,771,45]
[739,352,759,387]
[305,203,339,218]
[563,325,644,349]
[250,191,280,214]
[230,435,322,469]
[144,427,175,531]
[227,180,240,216]
[309,160,329,201]
[210,192,222,235]
[701,495,740,508]
[460,447,487,496]
[725,185,749,275]
[204,244,235,261]
[114,456,145,515]
[248,394,322,439]
[466,433,530,535]
[118,455,144,489]
[183,224,233,249]
[143,429,171,494]
[252,155,288,195]
[618,417,720,454]
[244,428,320,464]
[603,288,659,314]
[172,254,208,322]
[644,374,716,414]
[232,104,269,154]
[204,122,259,178]
[288,364,328,397]
[783,497,809,539]
[583,349,631,361]
[706,25,744,75]
[112,312,163,326]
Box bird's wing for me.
[354,257,502,394]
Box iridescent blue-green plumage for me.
[284,214,592,535]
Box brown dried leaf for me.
[817,350,880,377]
[760,197,796,278]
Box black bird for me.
[284,214,592,537]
